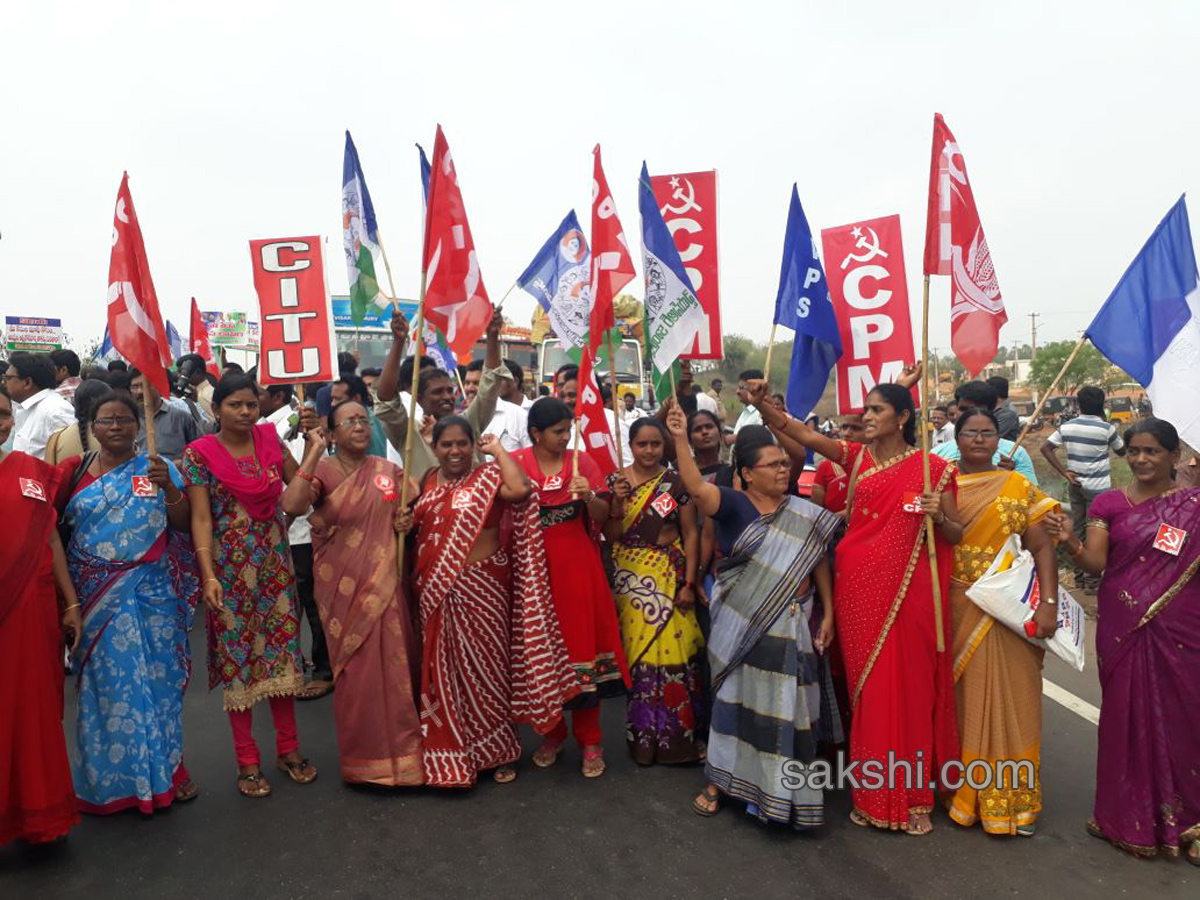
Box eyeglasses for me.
[93,416,138,428]
[960,429,998,440]
[2,373,22,382]
[751,460,791,471]
[335,416,371,430]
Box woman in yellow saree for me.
[948,409,1060,836]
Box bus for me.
[537,337,648,406]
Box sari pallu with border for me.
[309,456,422,786]
[413,463,578,787]
[1088,486,1200,857]
[948,470,1058,834]
[705,496,842,828]
[62,454,199,814]
[610,470,706,765]
[832,442,959,830]
[0,452,78,845]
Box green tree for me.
[1027,340,1128,394]
[721,334,754,374]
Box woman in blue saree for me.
[58,391,201,814]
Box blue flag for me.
[773,185,842,419]
[165,320,182,361]
[95,325,115,361]
[1087,195,1200,448]
[417,143,431,203]
[516,210,591,351]
[342,131,386,324]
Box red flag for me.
[422,126,493,363]
[922,113,1006,375]
[189,298,220,377]
[575,351,618,477]
[106,172,172,395]
[588,145,635,355]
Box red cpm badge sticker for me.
[543,474,564,493]
[1153,522,1187,556]
[451,490,472,511]
[374,474,397,502]
[131,475,155,497]
[650,492,678,518]
[900,491,924,514]
[19,477,46,502]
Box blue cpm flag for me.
[773,185,842,419]
[1086,194,1200,449]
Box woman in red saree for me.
[512,398,631,778]
[0,388,81,845]
[282,399,423,786]
[747,379,963,835]
[400,415,577,787]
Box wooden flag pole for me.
[494,283,516,314]
[762,323,779,385]
[396,272,428,577]
[920,275,946,653]
[605,331,625,469]
[1007,335,1089,456]
[376,232,399,302]
[142,385,158,458]
[572,418,582,480]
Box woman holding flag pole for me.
[745,373,962,835]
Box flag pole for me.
[376,232,399,302]
[920,275,945,654]
[494,283,516,314]
[142,386,158,458]
[763,323,778,385]
[572,418,582,480]
[396,272,427,577]
[605,332,625,469]
[1006,334,1089,456]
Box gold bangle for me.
[166,491,185,506]
[62,603,81,612]
[196,547,212,555]
[204,577,220,585]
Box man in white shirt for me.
[931,406,954,446]
[482,361,533,453]
[731,368,765,439]
[5,352,76,459]
[258,383,331,700]
[694,386,719,417]
[620,391,642,426]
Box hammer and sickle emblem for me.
[840,226,889,270]
[661,176,703,216]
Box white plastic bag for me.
[965,534,1087,672]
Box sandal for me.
[1016,824,1036,837]
[692,785,721,817]
[236,770,272,798]
[532,736,566,768]
[1085,818,1106,841]
[1187,840,1199,867]
[581,746,606,778]
[175,778,200,803]
[903,812,934,836]
[276,756,318,784]
[849,809,871,828]
[297,679,333,701]
[492,766,517,784]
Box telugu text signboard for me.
[821,214,916,414]
[4,316,63,351]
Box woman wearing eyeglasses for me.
[183,374,317,798]
[57,390,202,813]
[945,408,1059,836]
[669,408,841,826]
[0,387,81,845]
[281,400,423,786]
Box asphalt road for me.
[3,624,1195,900]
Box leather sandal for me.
[236,770,272,798]
[692,786,720,817]
[581,746,606,778]
[276,756,318,784]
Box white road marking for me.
[1042,678,1101,725]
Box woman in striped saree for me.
[668,404,841,827]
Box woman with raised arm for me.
[182,374,317,798]
[945,408,1059,837]
[1049,418,1199,864]
[281,399,422,787]
[399,416,576,787]
[667,402,841,827]
[745,378,963,835]
[605,417,703,765]
[0,388,81,845]
[59,391,201,813]
[511,398,630,778]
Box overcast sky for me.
[2,0,1197,356]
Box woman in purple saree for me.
[1052,418,1199,863]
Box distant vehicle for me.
[1109,395,1135,424]
[1012,400,1036,427]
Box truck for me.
[531,294,651,406]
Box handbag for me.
[965,533,1087,672]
